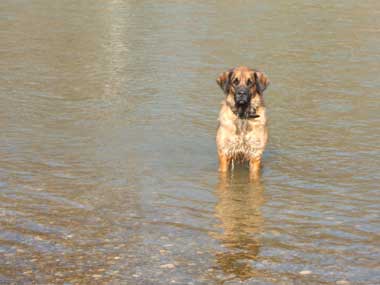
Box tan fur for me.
[216,66,270,178]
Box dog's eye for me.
[247,79,252,85]
[233,78,240,85]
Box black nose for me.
[236,90,249,105]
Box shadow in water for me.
[212,169,266,282]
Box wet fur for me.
[216,66,269,176]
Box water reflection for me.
[213,169,266,281]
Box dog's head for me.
[217,66,269,117]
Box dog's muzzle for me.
[235,89,250,106]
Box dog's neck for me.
[225,99,260,120]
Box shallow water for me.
[1,1,380,284]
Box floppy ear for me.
[216,69,233,95]
[254,71,270,94]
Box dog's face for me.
[217,66,269,117]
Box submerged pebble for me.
[92,274,102,278]
[160,263,175,269]
[336,280,350,285]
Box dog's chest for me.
[235,119,253,135]
[225,119,264,158]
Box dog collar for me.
[226,101,260,119]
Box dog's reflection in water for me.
[212,169,266,281]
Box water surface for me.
[1,1,380,284]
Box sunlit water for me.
[1,1,380,284]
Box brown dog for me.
[216,66,270,178]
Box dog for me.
[216,66,270,178]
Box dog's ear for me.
[254,71,270,94]
[216,69,233,95]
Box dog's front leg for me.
[218,152,230,172]
[249,157,262,179]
